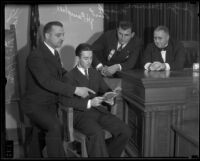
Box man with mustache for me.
[21,21,95,157]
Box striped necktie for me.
[117,44,123,52]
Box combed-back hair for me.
[75,43,93,57]
[43,21,63,37]
[117,20,134,32]
[154,25,169,35]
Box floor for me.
[4,140,129,159]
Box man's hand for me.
[101,66,112,77]
[91,97,104,107]
[149,62,165,71]
[74,87,96,98]
[104,98,114,106]
[113,86,122,94]
[156,63,166,71]
[107,64,120,75]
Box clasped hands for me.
[100,64,120,77]
[148,61,166,71]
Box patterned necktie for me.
[84,69,89,79]
[54,50,61,63]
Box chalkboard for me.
[5,25,20,103]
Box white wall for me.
[39,4,104,70]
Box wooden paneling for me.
[120,69,199,157]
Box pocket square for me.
[125,55,129,59]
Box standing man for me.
[21,21,95,157]
[60,43,131,157]
[143,25,186,71]
[92,20,142,77]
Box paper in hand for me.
[102,91,118,104]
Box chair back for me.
[181,41,199,68]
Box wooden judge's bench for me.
[115,69,199,157]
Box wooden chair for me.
[58,101,118,157]
[181,41,199,68]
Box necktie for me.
[54,50,61,63]
[160,46,168,63]
[84,69,89,79]
[117,44,123,52]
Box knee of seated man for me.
[87,128,105,138]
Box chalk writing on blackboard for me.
[57,4,105,30]
[5,8,22,26]
[5,25,19,103]
[103,4,194,18]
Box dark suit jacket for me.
[142,39,186,70]
[60,67,112,113]
[92,29,142,71]
[22,41,75,112]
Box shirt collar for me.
[44,41,56,55]
[117,42,127,49]
[77,65,87,75]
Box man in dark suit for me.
[60,43,132,157]
[142,25,185,71]
[21,21,95,157]
[92,20,142,77]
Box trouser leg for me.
[25,104,66,157]
[99,113,132,157]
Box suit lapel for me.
[41,42,62,68]
[74,67,90,85]
[165,42,172,63]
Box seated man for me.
[60,43,132,157]
[143,25,186,71]
[92,20,142,77]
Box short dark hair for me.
[117,20,134,32]
[154,26,169,35]
[43,21,63,38]
[75,43,93,57]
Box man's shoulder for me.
[169,38,183,47]
[103,29,116,37]
[68,67,78,75]
[30,42,45,55]
[89,67,99,74]
[130,35,142,44]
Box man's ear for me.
[45,33,49,40]
[167,35,170,41]
[73,56,79,68]
[131,32,135,38]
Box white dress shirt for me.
[77,65,91,109]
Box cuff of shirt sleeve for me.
[87,99,91,109]
[118,64,122,71]
[96,63,103,70]
[144,63,152,70]
[164,63,170,70]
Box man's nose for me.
[121,34,125,39]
